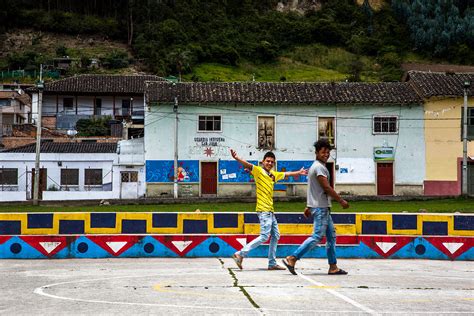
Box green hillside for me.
[1,0,472,83]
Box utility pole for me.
[173,96,179,198]
[462,80,470,196]
[33,65,44,205]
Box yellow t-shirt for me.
[251,165,285,212]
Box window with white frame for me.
[0,168,18,185]
[85,169,103,186]
[318,117,335,147]
[60,169,79,187]
[257,116,275,149]
[373,116,398,134]
[198,115,221,132]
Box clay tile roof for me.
[27,74,166,94]
[0,91,31,105]
[407,71,474,98]
[2,142,117,153]
[145,81,422,105]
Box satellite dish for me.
[67,129,78,137]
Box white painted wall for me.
[145,103,425,187]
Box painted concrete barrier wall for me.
[0,212,472,260]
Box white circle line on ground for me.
[297,272,379,315]
[33,273,263,314]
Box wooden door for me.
[32,168,47,199]
[201,162,217,195]
[377,163,393,195]
[468,163,474,196]
[326,162,335,188]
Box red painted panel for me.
[377,163,393,195]
[201,162,217,194]
[424,181,460,196]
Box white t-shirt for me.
[307,160,331,208]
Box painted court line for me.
[297,272,378,315]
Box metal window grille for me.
[318,117,335,147]
[121,171,138,183]
[0,168,18,185]
[85,169,103,185]
[60,169,79,186]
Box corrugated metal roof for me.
[2,142,117,153]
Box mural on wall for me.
[219,160,258,182]
[277,160,313,183]
[146,160,199,183]
[258,116,274,150]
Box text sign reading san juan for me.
[194,137,225,146]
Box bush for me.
[101,50,129,69]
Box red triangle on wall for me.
[88,235,143,256]
[360,236,414,258]
[153,236,208,256]
[424,237,473,259]
[20,236,76,257]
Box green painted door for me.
[468,163,474,196]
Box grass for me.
[0,198,473,213]
[185,60,349,82]
[185,44,384,83]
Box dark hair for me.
[314,139,332,152]
[263,151,276,160]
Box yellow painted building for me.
[408,71,474,195]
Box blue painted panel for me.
[122,220,147,234]
[275,213,312,224]
[90,213,116,228]
[244,213,260,223]
[277,160,313,183]
[59,220,84,234]
[27,214,53,229]
[331,214,356,224]
[152,213,178,228]
[213,214,239,228]
[0,221,21,235]
[0,236,45,259]
[454,216,474,230]
[392,215,418,230]
[218,160,258,183]
[423,221,448,235]
[146,160,199,183]
[71,236,111,259]
[183,220,208,233]
[362,220,387,235]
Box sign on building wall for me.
[219,160,258,182]
[374,147,394,161]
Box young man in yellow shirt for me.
[230,149,307,270]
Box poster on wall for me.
[146,160,199,183]
[219,160,258,182]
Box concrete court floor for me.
[0,258,472,315]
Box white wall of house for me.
[0,138,146,201]
[31,93,144,122]
[145,103,425,196]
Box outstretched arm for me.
[230,149,253,170]
[284,167,308,179]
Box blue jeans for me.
[237,211,280,267]
[292,207,337,265]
